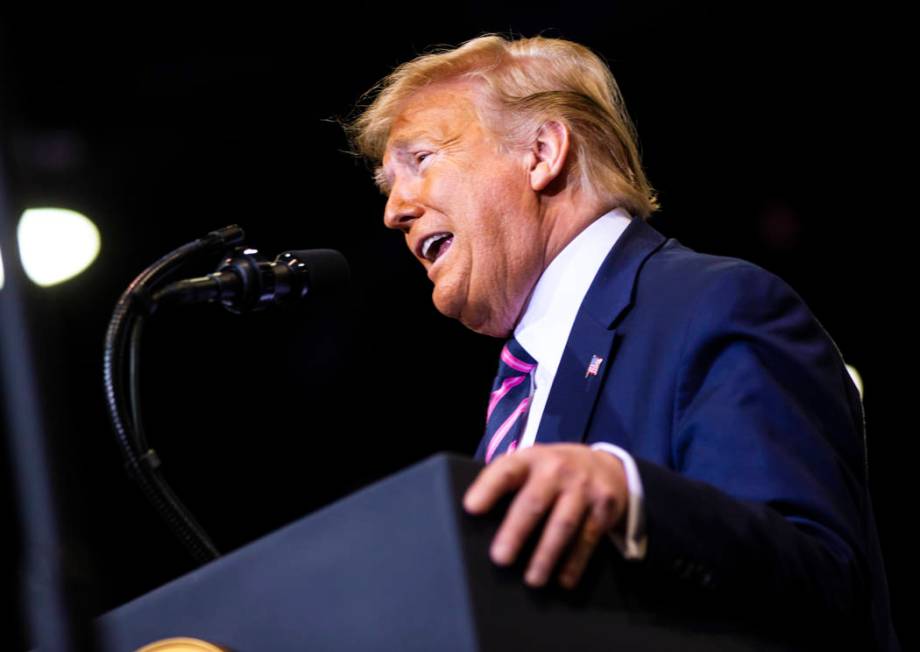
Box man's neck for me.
[537,195,616,273]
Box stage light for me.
[0,244,5,290]
[846,364,864,400]
[17,208,100,287]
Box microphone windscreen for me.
[285,249,350,295]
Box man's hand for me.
[463,443,628,589]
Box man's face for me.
[379,82,546,337]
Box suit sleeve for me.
[633,262,871,629]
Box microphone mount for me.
[153,248,319,314]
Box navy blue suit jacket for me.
[530,218,896,649]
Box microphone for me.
[153,247,350,313]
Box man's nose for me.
[383,182,423,233]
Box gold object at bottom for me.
[136,637,229,652]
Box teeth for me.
[422,233,450,262]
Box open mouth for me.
[421,232,454,263]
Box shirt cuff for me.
[590,442,647,560]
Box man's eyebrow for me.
[374,165,392,196]
[373,130,454,196]
[388,130,434,151]
[372,137,422,196]
[390,127,456,153]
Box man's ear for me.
[529,120,570,192]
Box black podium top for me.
[98,454,808,651]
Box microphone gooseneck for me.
[103,226,349,566]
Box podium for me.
[97,454,795,651]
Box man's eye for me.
[414,152,432,166]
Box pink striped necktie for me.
[474,337,537,463]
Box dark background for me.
[0,4,910,648]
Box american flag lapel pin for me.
[585,355,604,378]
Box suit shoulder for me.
[638,237,802,313]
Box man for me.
[348,34,896,649]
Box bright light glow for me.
[17,208,101,287]
[0,244,5,290]
[846,364,864,400]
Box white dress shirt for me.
[512,207,647,560]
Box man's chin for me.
[431,285,462,320]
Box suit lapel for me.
[535,218,668,445]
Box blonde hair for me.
[347,34,659,218]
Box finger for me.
[490,474,562,566]
[463,453,530,514]
[557,508,606,589]
[524,489,588,587]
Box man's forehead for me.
[385,82,483,152]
